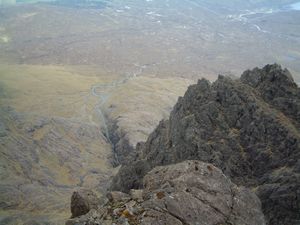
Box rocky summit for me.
[68,64,300,225]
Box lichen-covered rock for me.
[70,189,100,218]
[111,64,300,225]
[141,160,265,225]
[67,160,265,225]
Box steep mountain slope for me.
[111,64,300,225]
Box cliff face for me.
[111,64,300,225]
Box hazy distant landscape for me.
[1,0,300,80]
[0,0,299,224]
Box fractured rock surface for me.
[67,161,265,225]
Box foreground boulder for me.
[67,160,265,225]
[111,64,300,225]
[70,189,100,218]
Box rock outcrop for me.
[111,64,300,225]
[67,161,265,225]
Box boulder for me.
[140,160,265,225]
[70,189,100,218]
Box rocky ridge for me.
[110,64,300,225]
[67,161,265,225]
[68,64,299,225]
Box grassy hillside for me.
[0,64,192,224]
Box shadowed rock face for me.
[67,161,265,225]
[111,64,300,225]
[240,64,300,127]
[71,189,100,218]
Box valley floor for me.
[0,64,191,224]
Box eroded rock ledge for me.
[66,160,265,225]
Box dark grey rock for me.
[241,63,300,126]
[111,64,300,225]
[70,189,100,218]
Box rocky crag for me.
[69,64,300,225]
[110,64,300,225]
